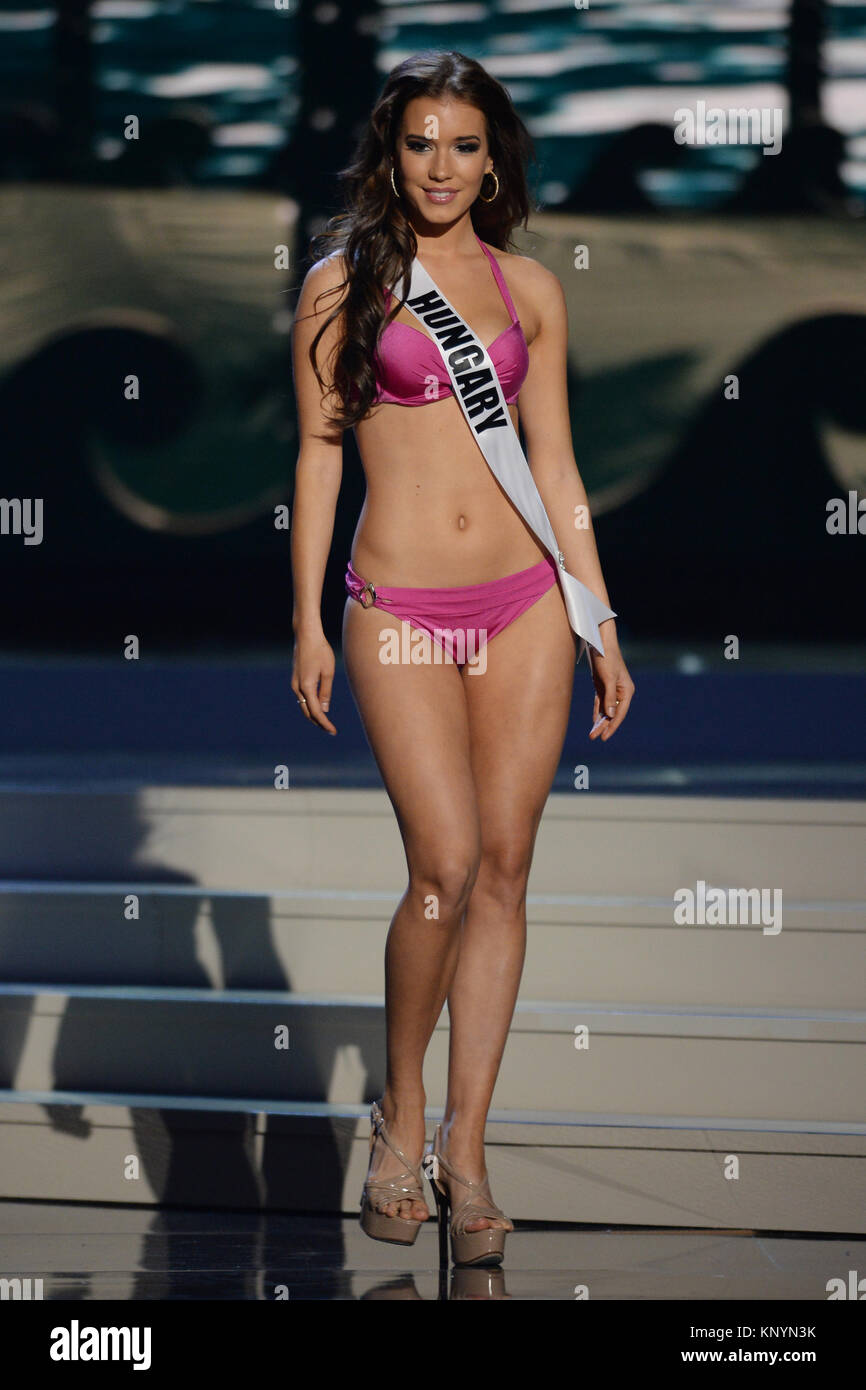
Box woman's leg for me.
[342,598,482,1221]
[442,582,577,1229]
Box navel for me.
[457,514,466,530]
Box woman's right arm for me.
[289,255,348,735]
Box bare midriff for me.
[351,390,546,588]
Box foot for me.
[435,1133,513,1234]
[365,1098,429,1224]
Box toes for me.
[463,1217,510,1233]
[398,1198,426,1220]
[464,1217,490,1233]
[371,1196,427,1220]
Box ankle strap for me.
[429,1144,507,1230]
[370,1100,424,1184]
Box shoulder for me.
[486,244,561,293]
[484,243,565,334]
[517,255,565,318]
[297,250,350,315]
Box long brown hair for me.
[304,49,536,430]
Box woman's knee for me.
[407,844,481,923]
[476,837,535,908]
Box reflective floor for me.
[1,1202,863,1301]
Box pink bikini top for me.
[373,233,529,407]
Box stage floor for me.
[1,1201,863,1301]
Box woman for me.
[290,50,634,1267]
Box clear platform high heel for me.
[425,1123,512,1267]
[359,1099,429,1245]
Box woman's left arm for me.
[516,258,635,740]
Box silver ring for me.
[298,697,307,706]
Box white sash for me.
[390,253,616,665]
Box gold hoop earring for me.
[479,169,499,202]
[390,164,399,198]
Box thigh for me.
[342,599,480,861]
[462,582,576,849]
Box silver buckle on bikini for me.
[358,581,377,608]
[556,549,566,568]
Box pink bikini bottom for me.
[344,554,558,663]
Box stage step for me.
[2,788,863,901]
[0,886,862,1008]
[1,787,863,1231]
[0,1094,863,1234]
[1,985,864,1127]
